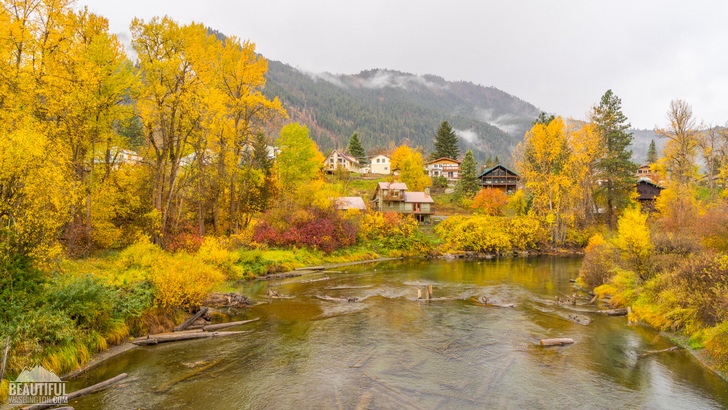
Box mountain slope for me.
[262,61,542,162]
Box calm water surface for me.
[72,258,728,409]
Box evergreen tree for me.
[592,90,637,228]
[494,155,500,165]
[346,132,367,164]
[534,112,555,125]
[646,139,658,164]
[432,121,460,160]
[456,150,480,199]
[485,155,494,168]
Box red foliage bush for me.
[253,207,357,252]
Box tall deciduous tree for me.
[656,99,699,187]
[391,145,431,191]
[591,90,637,228]
[276,123,324,190]
[646,139,658,164]
[516,116,572,243]
[347,132,367,164]
[432,121,459,160]
[455,150,479,199]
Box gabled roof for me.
[370,154,390,159]
[477,164,519,178]
[404,191,434,204]
[425,157,461,165]
[327,150,360,164]
[333,196,367,210]
[377,182,407,190]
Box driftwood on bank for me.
[539,338,574,347]
[595,308,628,316]
[174,307,209,332]
[132,331,247,346]
[637,346,680,358]
[203,293,252,308]
[202,318,260,332]
[25,373,128,410]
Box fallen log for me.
[132,331,247,346]
[155,359,222,393]
[588,294,598,305]
[596,308,628,316]
[202,318,260,332]
[174,307,209,332]
[25,373,128,410]
[316,295,360,302]
[637,346,680,358]
[539,338,574,347]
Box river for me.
[70,257,728,409]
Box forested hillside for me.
[262,61,542,162]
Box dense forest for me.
[262,60,541,162]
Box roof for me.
[377,182,408,190]
[328,150,360,164]
[404,191,434,204]
[477,164,519,178]
[636,178,664,189]
[425,157,461,165]
[370,154,390,159]
[333,197,367,210]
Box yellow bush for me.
[594,268,638,307]
[197,237,240,279]
[148,253,225,309]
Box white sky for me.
[79,0,728,130]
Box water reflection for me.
[71,257,728,409]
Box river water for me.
[71,258,728,409]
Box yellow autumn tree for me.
[391,145,431,191]
[613,206,652,278]
[516,116,572,243]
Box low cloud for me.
[475,108,521,135]
[355,70,446,91]
[299,69,347,88]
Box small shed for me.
[636,178,664,202]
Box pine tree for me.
[456,150,480,198]
[646,139,658,164]
[592,90,637,228]
[432,121,460,160]
[347,132,367,164]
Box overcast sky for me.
[79,0,728,130]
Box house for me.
[425,157,460,180]
[635,164,659,183]
[371,182,434,223]
[324,150,360,173]
[372,182,408,211]
[369,154,391,175]
[403,190,435,223]
[478,164,520,193]
[636,178,664,209]
[333,197,367,212]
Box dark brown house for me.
[636,178,664,209]
[478,164,520,193]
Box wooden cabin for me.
[636,178,664,210]
[478,164,519,193]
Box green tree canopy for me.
[432,121,460,160]
[455,150,480,199]
[592,90,637,228]
[276,123,325,189]
[346,132,367,164]
[646,139,658,164]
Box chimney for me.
[425,187,430,196]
